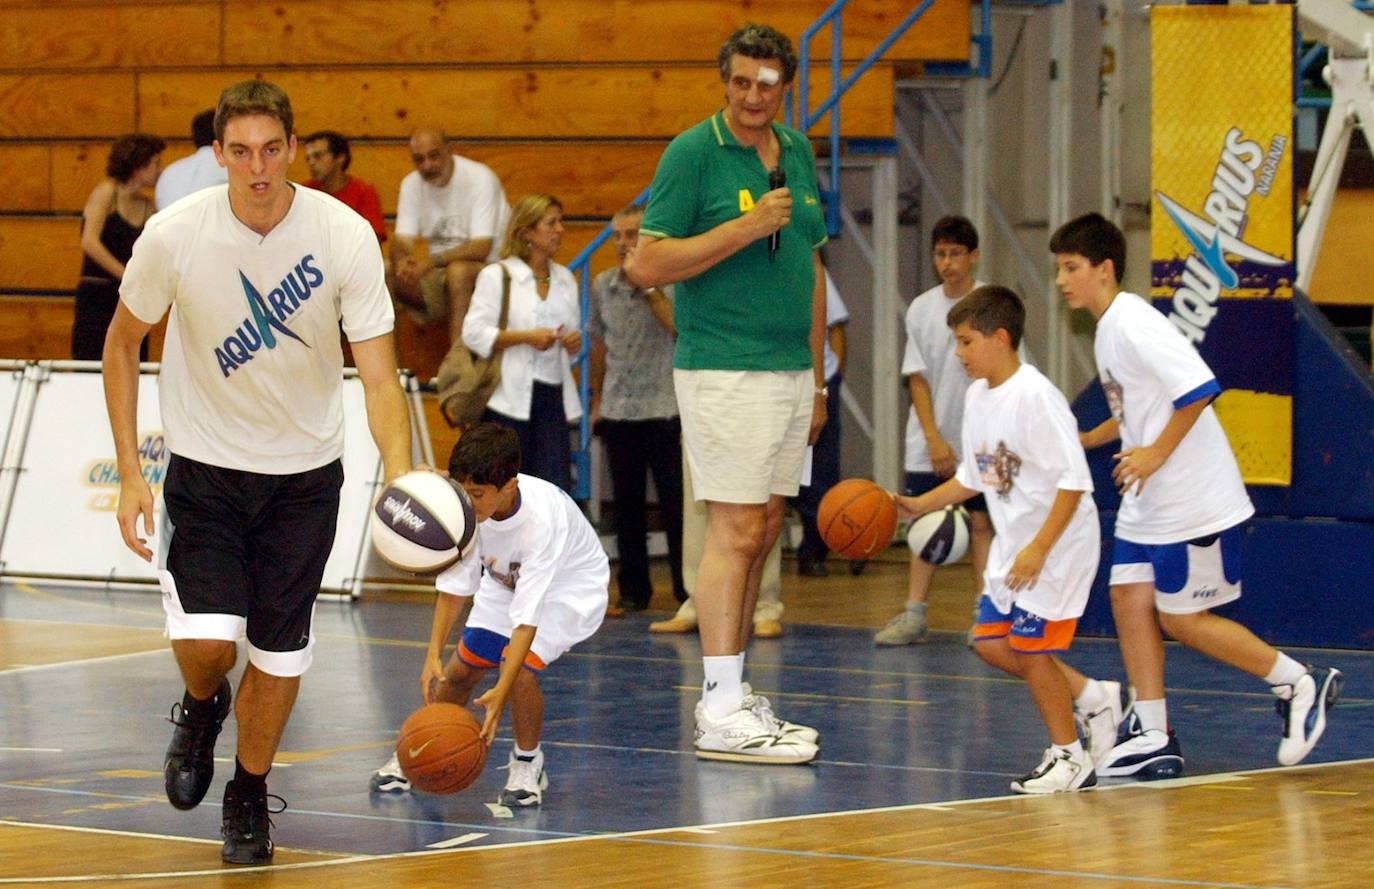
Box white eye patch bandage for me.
[757,66,780,86]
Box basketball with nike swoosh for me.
[396,702,487,794]
[817,478,898,560]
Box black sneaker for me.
[164,678,232,810]
[221,781,285,865]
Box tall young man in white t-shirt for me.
[390,127,510,344]
[876,216,995,646]
[895,285,1110,793]
[1052,212,1341,778]
[102,80,413,865]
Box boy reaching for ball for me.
[371,423,609,806]
[894,286,1120,793]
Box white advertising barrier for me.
[0,364,428,594]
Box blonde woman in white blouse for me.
[462,194,583,491]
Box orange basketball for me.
[396,702,487,794]
[817,478,898,559]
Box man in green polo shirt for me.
[627,22,827,765]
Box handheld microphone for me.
[767,166,786,262]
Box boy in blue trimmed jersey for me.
[1052,212,1341,778]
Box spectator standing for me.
[155,109,226,210]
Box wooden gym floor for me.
[2,553,1372,888]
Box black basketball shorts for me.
[158,453,344,677]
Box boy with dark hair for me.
[1052,212,1341,777]
[895,285,1107,793]
[877,215,995,645]
[370,423,609,806]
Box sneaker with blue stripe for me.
[1274,665,1342,766]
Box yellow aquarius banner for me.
[1151,4,1294,485]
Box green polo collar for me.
[709,110,795,151]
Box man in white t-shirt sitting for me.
[389,128,510,344]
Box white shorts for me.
[462,585,606,665]
[675,369,814,504]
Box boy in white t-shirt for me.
[370,423,609,806]
[877,216,994,646]
[895,285,1112,793]
[1052,212,1341,777]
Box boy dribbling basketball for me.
[1052,213,1341,776]
[894,286,1112,793]
[370,423,609,805]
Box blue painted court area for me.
[2,582,1373,858]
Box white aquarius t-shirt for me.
[121,185,393,473]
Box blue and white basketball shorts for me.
[1109,523,1244,614]
[159,453,343,677]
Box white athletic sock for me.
[1052,738,1085,757]
[1074,678,1110,712]
[1265,652,1307,689]
[702,655,744,719]
[513,743,540,760]
[736,651,746,671]
[906,601,928,617]
[1135,698,1168,734]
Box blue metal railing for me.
[788,0,988,235]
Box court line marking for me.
[0,756,1366,885]
[0,648,164,676]
[426,832,487,848]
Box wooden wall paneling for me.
[287,142,668,218]
[0,295,73,359]
[1308,189,1374,306]
[0,4,220,70]
[137,65,893,140]
[0,144,52,211]
[49,141,196,212]
[0,217,81,290]
[223,0,968,67]
[0,74,136,138]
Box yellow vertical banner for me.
[1151,5,1294,486]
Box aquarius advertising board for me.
[1151,5,1294,485]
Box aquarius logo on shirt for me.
[975,440,1022,502]
[214,254,323,377]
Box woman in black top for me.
[72,134,165,361]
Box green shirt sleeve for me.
[639,130,701,241]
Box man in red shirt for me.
[302,130,387,244]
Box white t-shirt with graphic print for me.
[120,185,394,473]
[1093,291,1254,544]
[956,364,1100,620]
[436,474,608,652]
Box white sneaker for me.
[1274,666,1343,766]
[1010,747,1097,794]
[368,752,411,793]
[741,682,820,745]
[1099,727,1184,779]
[1073,680,1123,769]
[694,702,818,764]
[874,610,928,646]
[498,749,548,807]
